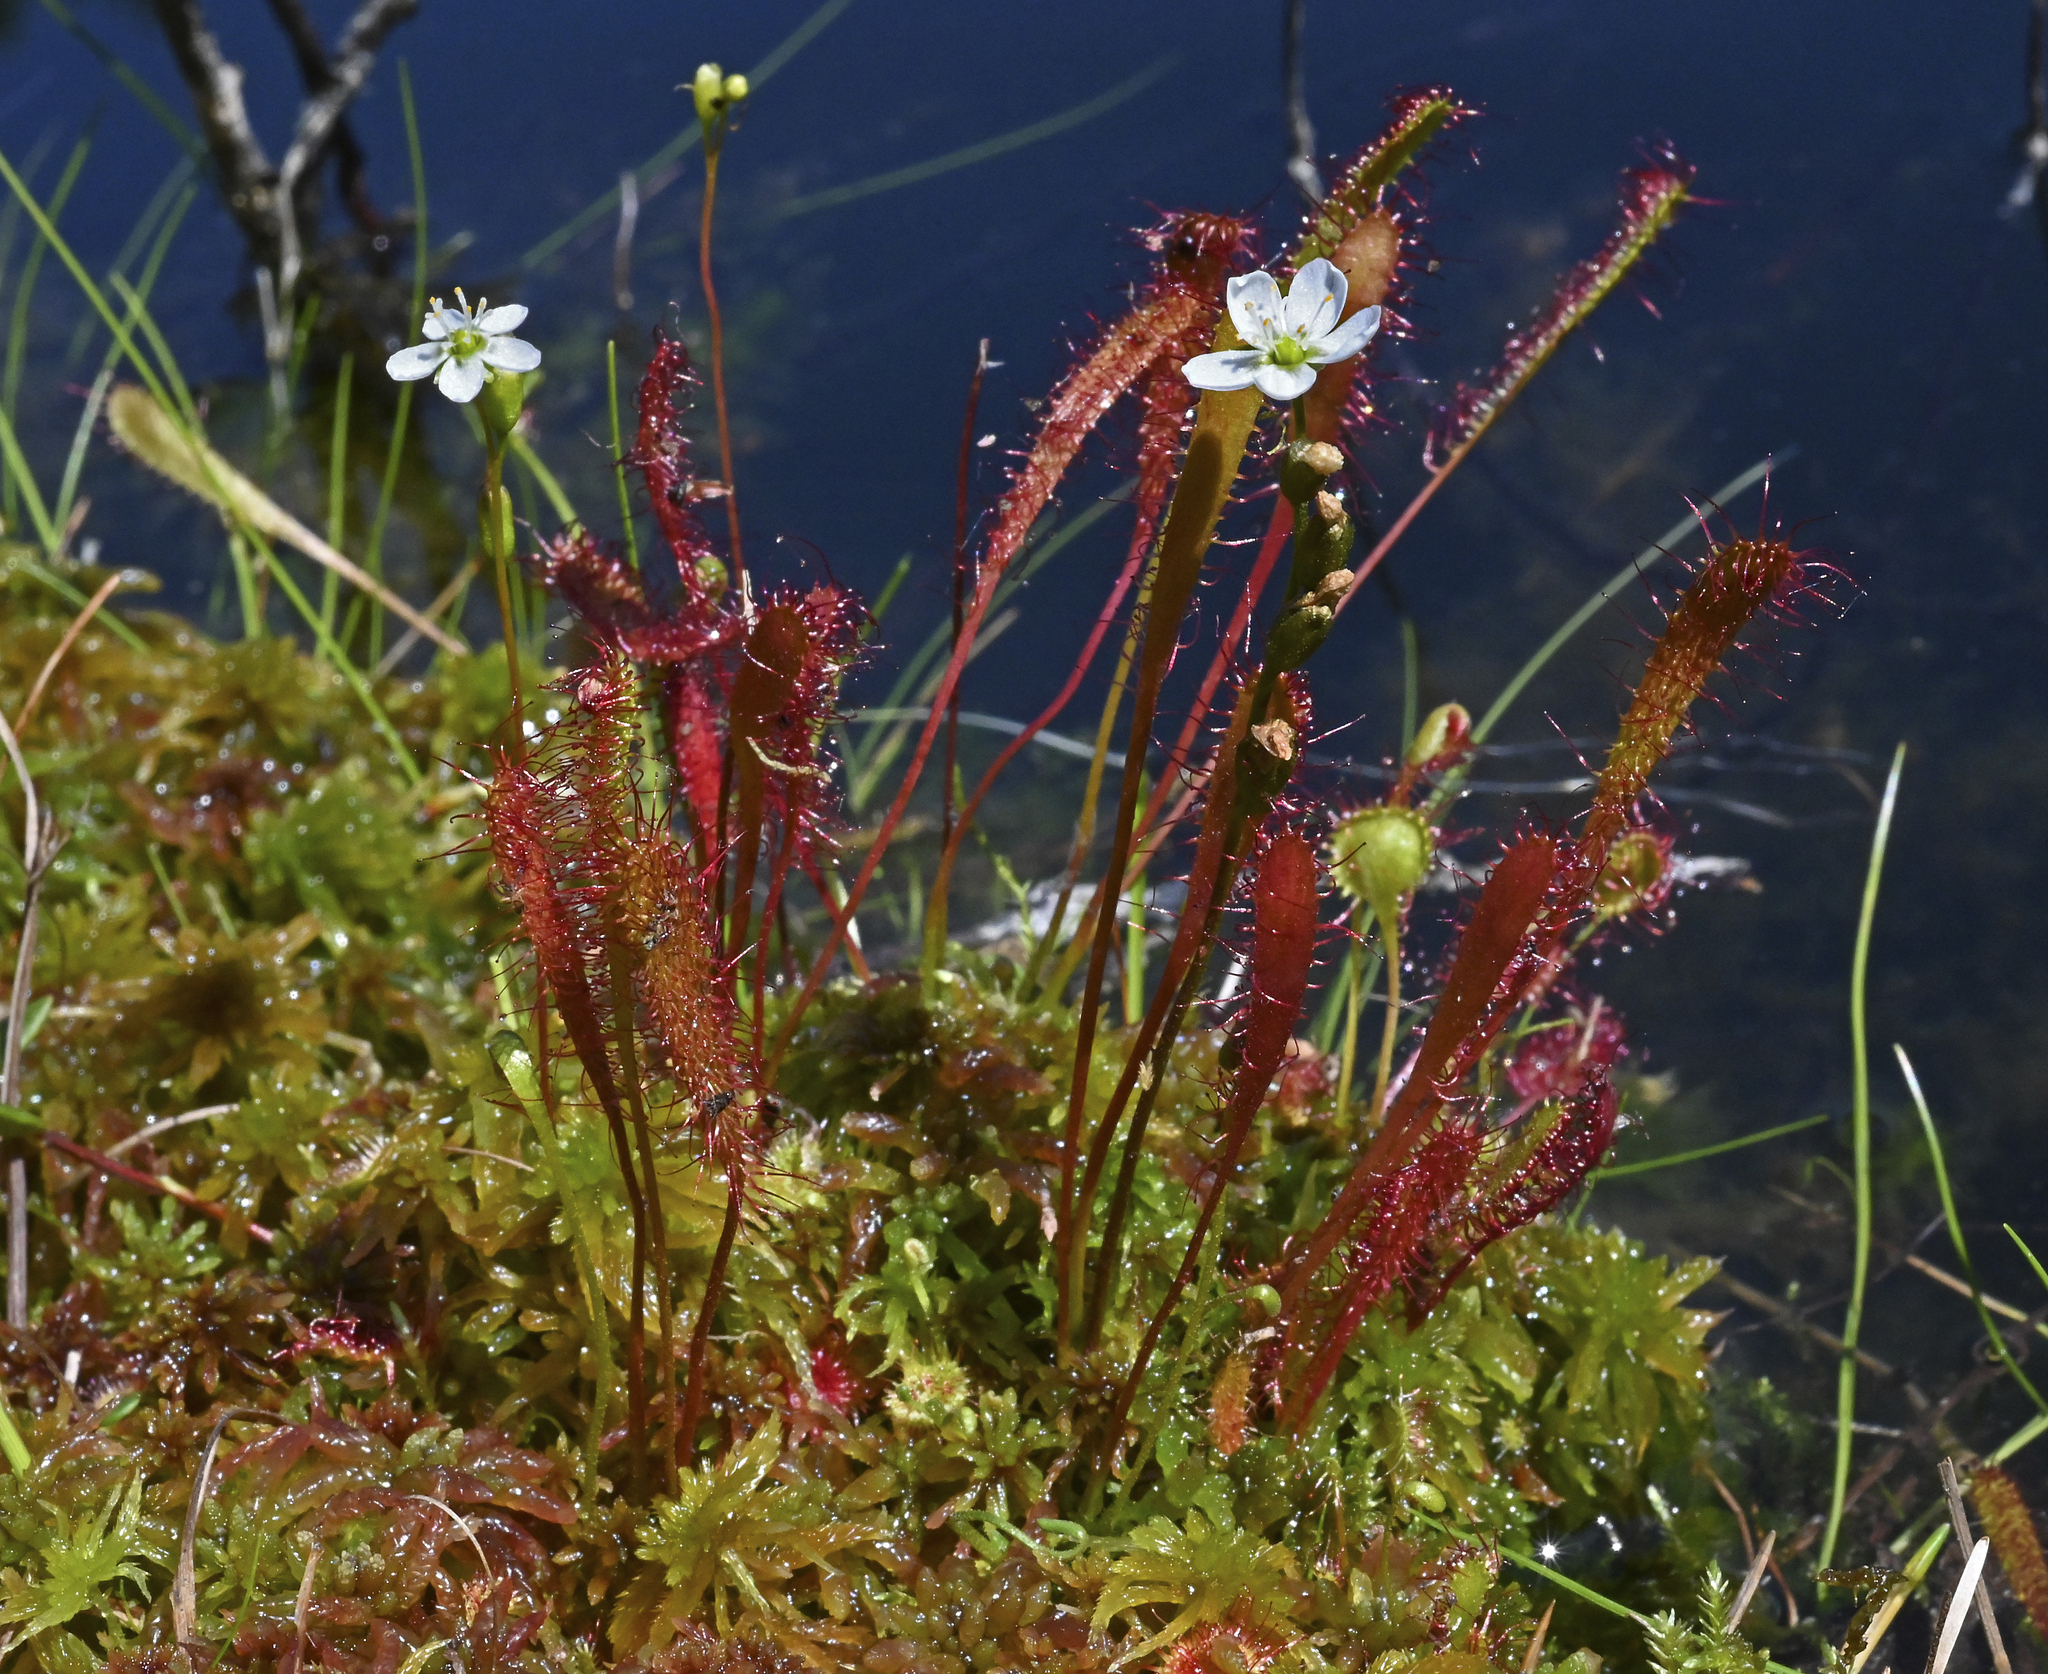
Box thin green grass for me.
[778,57,1175,219]
[33,0,204,160]
[1818,739,1907,1573]
[320,352,357,639]
[357,62,431,667]
[1588,1112,1828,1181]
[1897,1042,2048,1415]
[607,338,639,570]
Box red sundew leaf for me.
[660,666,728,857]
[632,330,725,609]
[627,832,740,1116]
[1430,146,1694,468]
[483,757,626,1128]
[1283,1118,1486,1428]
[1577,535,1803,874]
[1290,89,1476,271]
[1102,830,1321,1436]
[1275,833,1560,1320]
[1506,1001,1626,1106]
[1973,1466,2048,1641]
[530,527,651,636]
[1407,1073,1621,1316]
[981,209,1251,591]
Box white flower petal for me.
[1251,360,1319,402]
[1307,304,1383,365]
[421,313,451,341]
[481,335,542,372]
[477,303,530,335]
[1285,257,1347,340]
[435,354,487,403]
[1225,271,1286,348]
[428,302,470,337]
[1182,348,1268,391]
[386,342,448,381]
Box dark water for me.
[5,0,2048,1449]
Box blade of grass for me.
[359,61,431,666]
[2,132,89,438]
[34,0,204,159]
[506,428,576,528]
[607,338,638,569]
[1588,1113,1827,1180]
[320,351,356,638]
[0,403,57,550]
[1819,740,1907,1572]
[54,180,198,538]
[62,157,194,366]
[520,0,858,270]
[1900,1045,2048,1414]
[778,57,1174,217]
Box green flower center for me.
[449,327,487,360]
[1268,335,1311,368]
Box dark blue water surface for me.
[6,1,2048,1378]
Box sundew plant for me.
[1,21,2038,1674]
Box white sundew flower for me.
[1182,256,1382,403]
[384,288,542,403]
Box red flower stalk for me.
[1103,828,1320,1454]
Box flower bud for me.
[1279,438,1345,505]
[1264,598,1334,671]
[1405,701,1473,773]
[1329,804,1433,922]
[1284,489,1355,596]
[478,481,515,559]
[475,370,526,444]
[692,62,748,145]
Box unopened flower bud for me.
[692,62,748,142]
[1285,490,1355,595]
[478,480,515,559]
[1264,598,1334,671]
[1279,438,1345,505]
[1329,804,1433,922]
[1405,701,1473,773]
[474,369,526,443]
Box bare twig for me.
[1281,0,1323,205]
[147,0,420,382]
[174,1405,290,1644]
[1729,1528,1777,1630]
[1940,1457,2015,1674]
[8,571,127,749]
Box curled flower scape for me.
[385,287,542,403]
[1182,256,1383,402]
